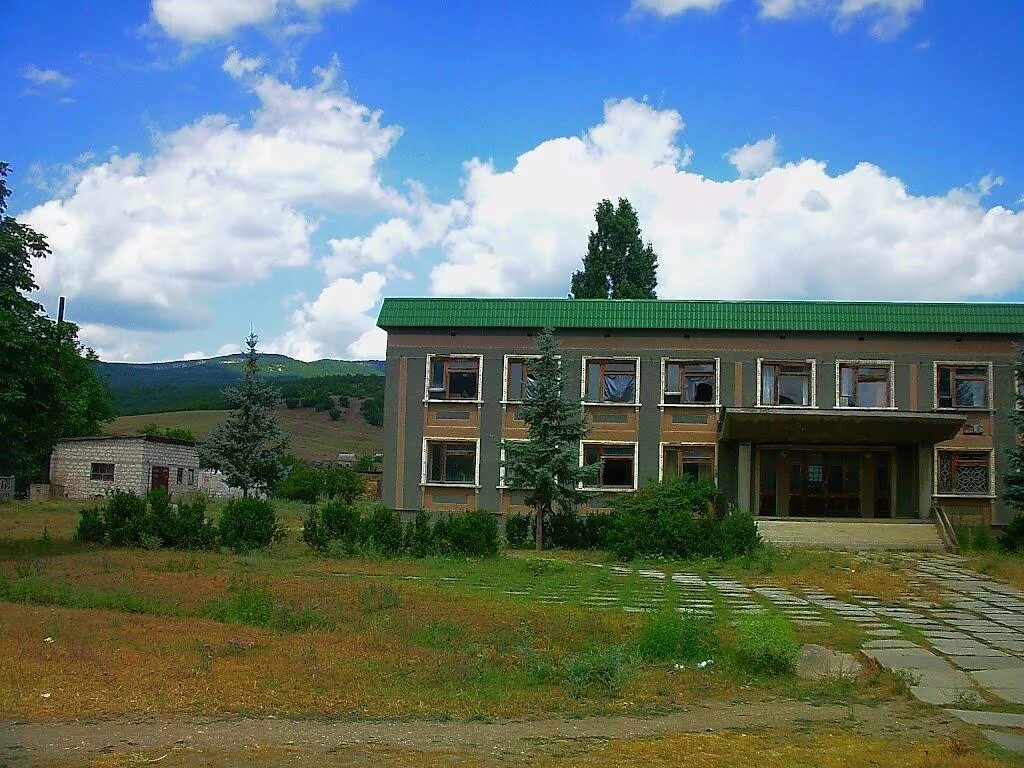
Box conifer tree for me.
[570,197,659,299]
[199,333,288,496]
[503,328,597,549]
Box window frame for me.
[835,360,896,410]
[421,437,481,488]
[658,442,717,484]
[934,448,995,499]
[933,361,993,411]
[498,438,527,489]
[757,358,817,408]
[579,440,639,491]
[423,354,484,403]
[580,356,641,407]
[90,462,115,482]
[502,354,548,404]
[1016,369,1024,412]
[660,357,720,407]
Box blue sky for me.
[3,0,1023,361]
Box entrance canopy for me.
[719,408,964,445]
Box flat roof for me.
[377,298,1024,335]
[56,435,197,447]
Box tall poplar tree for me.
[502,328,597,550]
[1005,347,1024,513]
[569,197,659,299]
[199,333,289,497]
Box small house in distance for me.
[50,435,199,499]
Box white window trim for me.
[756,358,818,408]
[933,446,996,499]
[423,353,485,405]
[834,359,897,410]
[497,438,527,489]
[659,357,721,408]
[1016,369,1024,412]
[421,437,481,489]
[580,355,641,408]
[658,441,718,485]
[501,354,556,405]
[579,440,639,492]
[933,360,994,412]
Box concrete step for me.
[756,518,946,551]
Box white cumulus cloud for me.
[21,64,73,90]
[631,0,731,16]
[727,134,780,178]
[151,0,357,43]
[21,56,404,360]
[757,0,924,38]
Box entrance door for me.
[759,449,888,518]
[151,466,169,491]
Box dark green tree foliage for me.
[569,198,659,300]
[0,162,113,481]
[503,328,597,549]
[141,423,196,443]
[218,497,282,550]
[1004,346,1024,516]
[199,333,289,496]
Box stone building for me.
[50,435,200,500]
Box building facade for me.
[50,436,199,500]
[377,299,1024,527]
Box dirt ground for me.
[0,699,971,767]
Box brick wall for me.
[51,438,199,500]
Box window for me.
[584,358,638,404]
[760,361,814,406]
[425,440,478,485]
[505,356,539,402]
[187,469,196,486]
[838,362,893,408]
[583,443,636,489]
[936,364,990,409]
[663,360,716,405]
[663,445,715,483]
[176,467,184,484]
[90,462,115,482]
[1015,371,1023,411]
[937,450,992,496]
[426,356,481,401]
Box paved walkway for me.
[426,553,1024,753]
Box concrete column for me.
[737,442,752,513]
[918,444,933,519]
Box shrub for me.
[103,490,149,547]
[436,510,499,557]
[637,610,717,664]
[564,645,635,698]
[405,509,437,557]
[361,505,404,556]
[505,513,532,548]
[275,466,324,504]
[218,498,280,550]
[75,506,106,543]
[303,501,360,552]
[1000,515,1024,553]
[328,406,342,421]
[714,511,761,558]
[322,465,364,504]
[171,494,216,550]
[733,613,799,675]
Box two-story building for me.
[377,298,1024,528]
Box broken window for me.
[506,357,539,402]
[761,361,813,406]
[584,359,638,404]
[427,356,481,401]
[583,443,636,489]
[839,363,892,408]
[90,462,115,482]
[937,365,989,409]
[664,360,716,404]
[426,440,477,485]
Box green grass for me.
[637,610,717,663]
[204,580,332,632]
[732,613,800,675]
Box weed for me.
[733,613,799,675]
[411,620,466,649]
[890,669,922,696]
[637,609,717,664]
[359,581,402,613]
[204,581,330,632]
[564,645,635,698]
[0,574,174,615]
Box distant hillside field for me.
[106,402,382,461]
[95,353,383,390]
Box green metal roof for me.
[377,298,1024,335]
